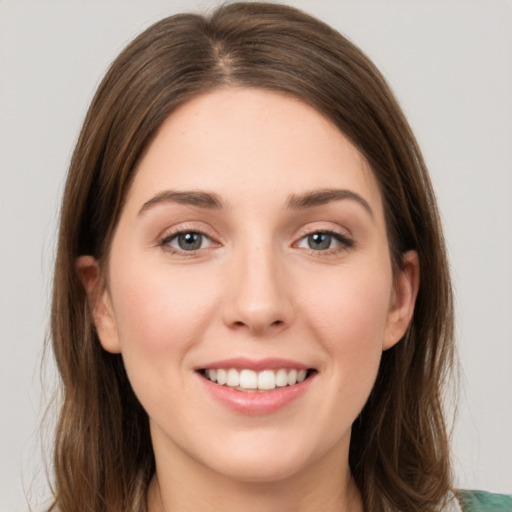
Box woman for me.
[47,2,510,511]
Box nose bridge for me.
[224,236,292,335]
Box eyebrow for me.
[139,190,225,215]
[286,188,374,219]
[139,187,373,218]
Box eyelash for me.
[159,228,354,256]
[160,229,216,255]
[295,229,354,255]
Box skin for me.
[78,87,419,512]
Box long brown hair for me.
[48,3,455,511]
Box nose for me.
[223,243,294,336]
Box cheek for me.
[285,261,392,453]
[299,260,392,383]
[107,258,224,421]
[305,267,390,341]
[109,258,219,370]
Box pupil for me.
[178,232,202,250]
[308,232,331,250]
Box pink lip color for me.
[196,358,315,416]
[196,357,311,372]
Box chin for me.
[206,454,310,484]
[192,432,331,484]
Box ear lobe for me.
[383,250,420,350]
[76,255,122,354]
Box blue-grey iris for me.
[308,233,332,250]
[178,232,202,250]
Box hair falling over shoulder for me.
[47,3,456,511]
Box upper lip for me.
[195,357,313,372]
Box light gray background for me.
[1,1,511,510]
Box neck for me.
[147,446,363,512]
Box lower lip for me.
[198,373,315,415]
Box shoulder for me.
[456,490,512,512]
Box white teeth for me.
[287,369,298,386]
[227,368,240,387]
[258,370,276,390]
[239,369,258,389]
[275,368,288,387]
[216,369,227,385]
[203,367,311,391]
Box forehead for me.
[126,87,384,217]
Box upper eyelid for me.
[159,230,219,257]
[161,227,211,240]
[161,231,211,244]
[160,230,217,248]
[299,229,351,240]
[165,231,213,249]
[293,222,353,240]
[292,224,355,251]
[158,222,220,241]
[295,230,353,246]
[156,221,353,246]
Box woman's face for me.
[84,87,418,483]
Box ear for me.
[383,250,420,350]
[76,255,122,354]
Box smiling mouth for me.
[198,368,316,392]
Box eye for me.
[162,231,212,252]
[296,231,352,251]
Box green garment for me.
[458,490,512,512]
